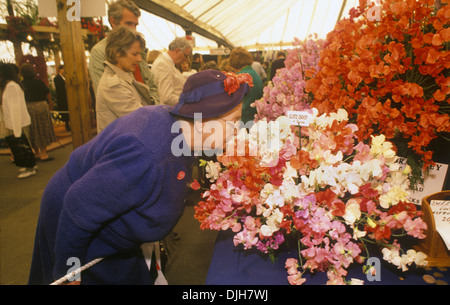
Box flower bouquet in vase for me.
[194,108,428,285]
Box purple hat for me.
[170,69,253,119]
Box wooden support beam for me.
[56,0,93,148]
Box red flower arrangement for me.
[5,16,36,43]
[304,0,450,184]
[81,17,108,40]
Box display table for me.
[206,230,450,285]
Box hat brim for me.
[170,83,247,119]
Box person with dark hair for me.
[191,53,204,71]
[28,69,252,285]
[95,25,147,133]
[20,62,57,162]
[53,65,70,132]
[0,63,37,178]
[270,51,286,80]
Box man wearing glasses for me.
[152,37,193,106]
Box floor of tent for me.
[0,129,218,285]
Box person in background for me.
[252,59,267,84]
[28,69,252,285]
[146,50,161,70]
[229,47,264,124]
[152,37,192,106]
[200,60,220,71]
[53,65,70,132]
[95,26,147,133]
[191,53,204,71]
[89,0,159,105]
[20,63,57,162]
[0,63,37,179]
[178,58,196,78]
[270,51,286,81]
[219,58,232,72]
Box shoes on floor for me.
[40,156,54,162]
[19,165,38,172]
[18,168,36,179]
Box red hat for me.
[170,69,253,119]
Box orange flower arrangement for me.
[305,0,450,184]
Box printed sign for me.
[287,111,312,127]
[429,200,450,250]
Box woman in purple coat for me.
[28,69,252,285]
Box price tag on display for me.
[287,111,312,126]
[430,200,450,250]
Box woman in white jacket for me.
[0,63,37,178]
[95,26,150,133]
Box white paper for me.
[287,111,312,126]
[395,157,448,205]
[429,200,450,250]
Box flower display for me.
[81,18,109,40]
[194,109,428,285]
[5,16,36,43]
[254,36,325,121]
[304,0,450,183]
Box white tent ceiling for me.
[1,0,361,60]
[136,0,360,52]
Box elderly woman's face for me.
[116,41,142,73]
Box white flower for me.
[265,189,285,209]
[382,248,428,271]
[349,278,364,285]
[205,161,221,182]
[280,179,300,203]
[370,134,396,161]
[283,162,298,180]
[343,199,361,225]
[351,225,367,240]
[379,184,410,209]
[260,183,276,199]
[260,209,284,237]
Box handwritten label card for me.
[287,111,312,126]
[429,200,450,250]
[394,157,448,205]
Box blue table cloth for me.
[206,230,450,285]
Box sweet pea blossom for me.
[195,108,428,286]
[205,160,221,182]
[343,198,362,225]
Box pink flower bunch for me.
[195,109,428,285]
[254,36,325,121]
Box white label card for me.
[287,111,312,126]
[429,200,450,250]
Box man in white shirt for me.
[152,37,192,106]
